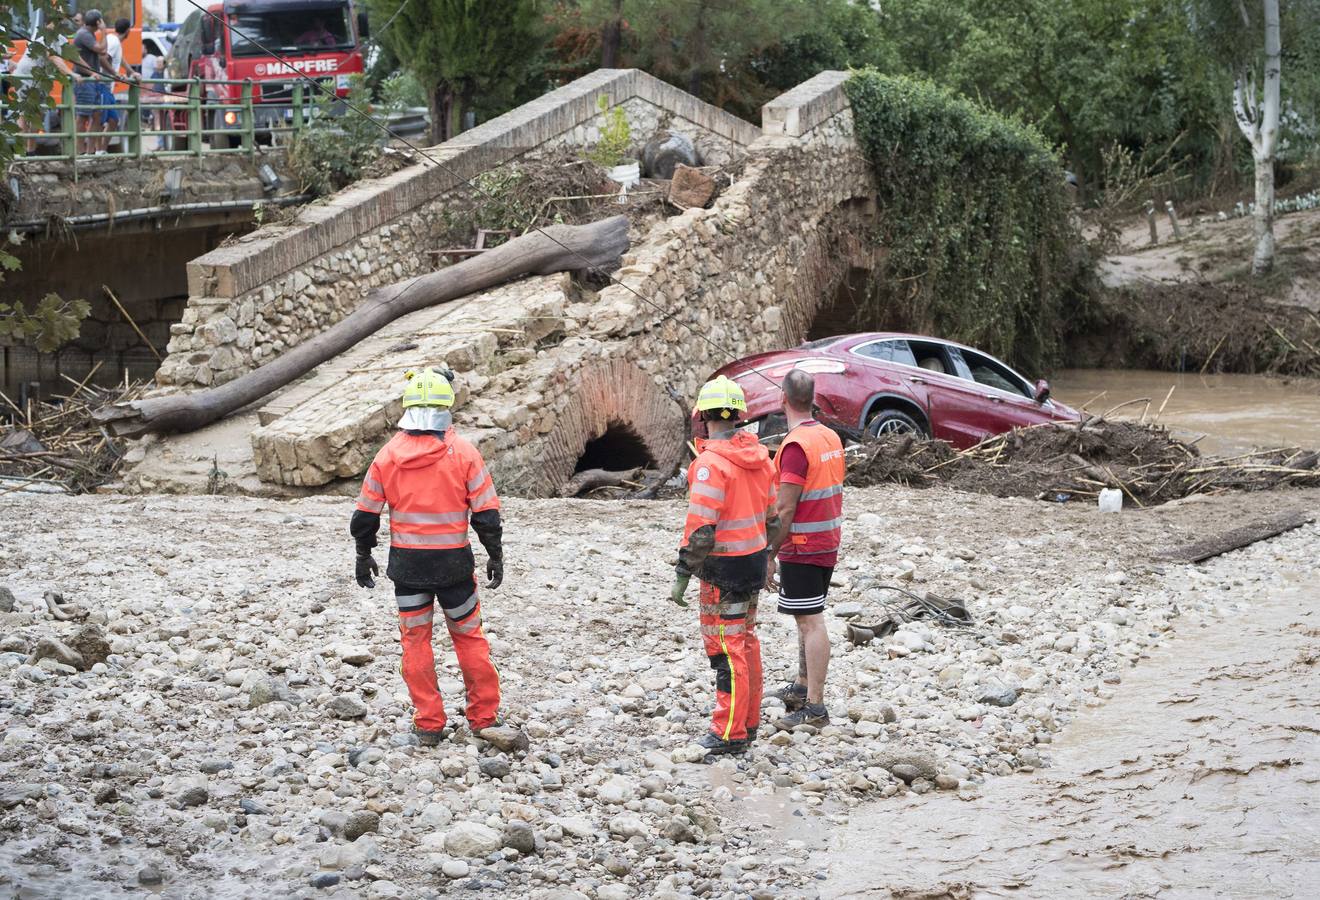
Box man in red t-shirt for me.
[766,369,845,729]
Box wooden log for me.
[1159,510,1314,563]
[93,217,631,437]
[560,466,644,498]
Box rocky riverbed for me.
[1,485,1317,898]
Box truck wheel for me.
[866,409,926,438]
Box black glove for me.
[486,555,503,590]
[355,553,378,589]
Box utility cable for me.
[175,0,790,397]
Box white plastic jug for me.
[1098,488,1123,513]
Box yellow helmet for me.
[402,367,455,409]
[695,375,746,420]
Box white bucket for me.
[609,161,641,188]
[1098,488,1123,513]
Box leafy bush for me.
[844,70,1091,372]
[286,76,384,196]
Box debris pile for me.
[0,377,145,493]
[846,420,1320,505]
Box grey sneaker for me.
[773,682,808,712]
[774,703,829,731]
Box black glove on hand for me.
[355,553,378,589]
[486,555,504,590]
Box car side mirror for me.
[1034,379,1051,403]
[357,11,370,38]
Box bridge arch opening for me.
[574,421,656,473]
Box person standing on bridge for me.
[350,367,513,747]
[672,376,779,756]
[71,10,114,156]
[767,368,845,730]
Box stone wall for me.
[155,69,760,389]
[7,152,287,223]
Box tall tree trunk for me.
[1234,0,1282,276]
[601,0,623,68]
[428,82,454,145]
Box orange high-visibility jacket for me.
[683,430,778,558]
[353,430,500,586]
[774,421,845,559]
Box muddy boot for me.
[773,682,808,712]
[697,732,748,757]
[413,724,452,747]
[774,703,829,731]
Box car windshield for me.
[228,4,354,56]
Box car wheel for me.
[867,409,926,438]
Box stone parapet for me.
[761,71,852,138]
[157,69,760,390]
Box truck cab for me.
[167,0,366,144]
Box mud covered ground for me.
[1,485,1318,898]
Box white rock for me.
[445,821,502,858]
[608,814,647,838]
[598,775,636,805]
[441,859,469,879]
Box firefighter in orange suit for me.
[350,367,508,746]
[672,375,779,756]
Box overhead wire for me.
[174,0,790,396]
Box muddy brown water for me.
[822,573,1320,898]
[1051,369,1320,456]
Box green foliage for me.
[0,291,93,352]
[1,2,90,352]
[366,0,548,143]
[286,76,382,196]
[586,95,631,166]
[844,71,1089,373]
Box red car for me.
[702,332,1081,449]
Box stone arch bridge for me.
[128,70,878,496]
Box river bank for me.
[2,484,1317,898]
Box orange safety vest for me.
[684,430,777,557]
[356,430,499,551]
[774,421,845,558]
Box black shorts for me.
[777,562,832,616]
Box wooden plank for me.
[1159,511,1315,564]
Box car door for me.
[890,340,992,447]
[850,337,932,427]
[955,347,1056,431]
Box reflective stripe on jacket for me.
[684,430,777,558]
[774,422,845,559]
[355,429,500,552]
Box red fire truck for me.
[166,0,367,145]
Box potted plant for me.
[588,95,638,188]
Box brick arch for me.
[491,348,687,498]
[774,197,880,347]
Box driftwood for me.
[561,467,643,498]
[1159,511,1314,563]
[94,217,631,437]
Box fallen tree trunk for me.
[1159,510,1314,563]
[561,467,643,498]
[94,217,631,437]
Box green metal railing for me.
[8,74,318,173]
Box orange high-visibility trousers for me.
[396,579,500,731]
[698,581,762,741]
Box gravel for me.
[0,487,1315,897]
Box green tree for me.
[618,0,803,101]
[366,0,548,144]
[1,0,90,351]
